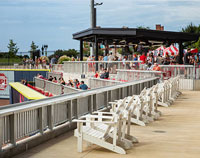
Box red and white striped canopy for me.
[156,45,166,51]
[163,45,179,56]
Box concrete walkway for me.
[14,91,200,158]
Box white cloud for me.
[0,0,200,51]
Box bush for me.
[40,56,49,63]
[58,55,71,64]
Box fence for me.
[0,77,159,157]
[63,61,142,76]
[0,63,50,70]
[88,78,122,89]
[159,65,196,79]
[47,72,63,80]
[52,64,64,72]
[35,77,80,95]
[116,69,164,82]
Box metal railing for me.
[116,69,164,82]
[0,63,50,70]
[35,77,80,95]
[0,77,158,156]
[63,86,82,94]
[47,72,63,80]
[63,61,142,76]
[159,65,195,79]
[88,77,122,89]
[52,64,64,72]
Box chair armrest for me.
[73,119,116,124]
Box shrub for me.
[58,55,71,64]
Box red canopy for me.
[190,48,198,53]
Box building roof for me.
[73,28,200,45]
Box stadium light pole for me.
[90,0,103,57]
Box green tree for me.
[137,26,151,30]
[30,41,38,58]
[52,49,79,59]
[182,23,200,50]
[7,39,19,57]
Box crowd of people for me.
[48,76,88,90]
[22,57,48,69]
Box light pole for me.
[90,0,103,28]
[44,45,48,56]
[90,0,103,56]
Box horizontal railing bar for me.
[116,69,164,74]
[63,61,142,63]
[0,77,158,116]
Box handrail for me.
[34,77,80,95]
[63,61,142,63]
[0,77,158,116]
[116,69,164,74]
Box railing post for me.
[193,65,196,79]
[161,73,164,82]
[67,101,72,123]
[104,91,108,108]
[88,95,92,114]
[38,107,44,135]
[10,113,17,146]
[93,94,97,111]
[47,105,54,130]
[72,99,78,119]
[0,116,3,152]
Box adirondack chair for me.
[150,84,162,119]
[175,76,182,96]
[109,96,139,143]
[157,81,171,107]
[169,77,181,100]
[91,98,135,149]
[74,113,127,154]
[73,98,133,154]
[142,87,155,122]
[129,89,149,126]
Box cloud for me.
[0,0,200,51]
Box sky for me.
[0,0,200,52]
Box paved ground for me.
[14,91,200,158]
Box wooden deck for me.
[14,91,200,158]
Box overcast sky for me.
[0,0,200,52]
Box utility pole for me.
[91,0,95,28]
[90,0,103,57]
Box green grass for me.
[0,58,22,64]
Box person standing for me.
[140,52,147,64]
[184,48,190,65]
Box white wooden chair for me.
[157,81,171,107]
[150,84,162,119]
[73,98,132,154]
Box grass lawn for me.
[0,58,22,64]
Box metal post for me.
[47,105,54,130]
[10,114,17,146]
[0,116,3,151]
[39,107,44,134]
[90,0,95,28]
[94,8,97,27]
[179,41,183,64]
[80,40,83,61]
[95,35,99,71]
